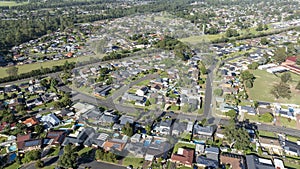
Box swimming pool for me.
[144,140,151,147]
[8,145,17,152]
[113,133,120,138]
[75,123,84,127]
[155,140,161,144]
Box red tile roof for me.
[286,56,297,63]
[171,148,194,166]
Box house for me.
[19,139,42,152]
[193,124,214,140]
[171,120,187,136]
[240,106,257,115]
[125,142,146,158]
[283,140,300,157]
[273,158,285,169]
[205,146,220,162]
[136,86,148,96]
[99,114,118,126]
[258,136,283,155]
[220,153,245,169]
[196,156,219,168]
[82,109,103,121]
[22,117,39,127]
[103,139,127,152]
[26,98,43,107]
[154,119,172,135]
[119,115,135,125]
[46,131,67,145]
[83,132,108,148]
[94,85,112,97]
[245,155,274,169]
[144,138,170,161]
[40,114,61,129]
[130,133,141,143]
[170,148,194,167]
[16,134,32,150]
[62,127,95,146]
[123,93,146,105]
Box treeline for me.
[0,62,75,83]
[156,36,193,61]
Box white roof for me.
[274,159,285,169]
[258,158,273,165]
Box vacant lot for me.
[248,70,300,104]
[179,34,222,44]
[0,54,104,78]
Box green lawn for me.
[173,142,195,154]
[0,1,28,7]
[122,157,144,168]
[4,162,20,169]
[286,135,300,142]
[277,116,297,129]
[258,130,277,138]
[78,147,93,156]
[136,79,150,86]
[244,113,273,124]
[248,70,300,104]
[47,147,60,157]
[0,54,104,78]
[179,34,222,44]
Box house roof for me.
[259,136,281,147]
[284,140,300,156]
[17,133,31,142]
[196,156,219,168]
[286,56,297,63]
[220,154,244,169]
[171,148,194,166]
[246,155,274,169]
[23,117,39,126]
[46,131,66,144]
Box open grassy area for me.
[248,70,300,104]
[258,130,277,138]
[0,1,28,7]
[0,54,104,78]
[277,116,297,129]
[136,79,150,86]
[244,113,273,125]
[286,135,300,142]
[179,34,222,44]
[122,157,144,168]
[173,142,195,154]
[47,146,60,157]
[78,147,93,156]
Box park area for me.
[248,69,300,105]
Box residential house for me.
[170,148,194,167]
[144,138,170,161]
[196,156,219,168]
[130,133,141,143]
[22,117,39,127]
[19,139,42,152]
[83,132,108,148]
[62,127,95,146]
[94,85,112,97]
[46,131,67,145]
[283,140,300,157]
[245,155,274,169]
[205,147,220,162]
[171,120,187,136]
[240,106,257,115]
[220,153,245,169]
[125,142,146,158]
[40,114,61,129]
[103,139,127,152]
[154,119,172,135]
[123,93,146,106]
[259,136,283,155]
[119,115,135,125]
[193,124,214,140]
[16,134,32,150]
[99,113,118,127]
[136,86,148,96]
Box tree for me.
[6,66,18,77]
[95,149,105,161]
[58,144,78,168]
[121,122,133,136]
[245,80,253,88]
[273,47,287,64]
[35,159,44,168]
[145,124,152,135]
[224,121,250,150]
[247,62,259,70]
[22,150,41,163]
[225,110,236,119]
[214,88,223,96]
[260,37,269,45]
[145,99,151,106]
[256,23,264,31]
[270,82,291,99]
[34,125,44,134]
[280,72,292,83]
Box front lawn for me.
[122,157,144,168]
[78,147,93,156]
[258,130,277,138]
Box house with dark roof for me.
[94,85,112,97]
[18,139,42,152]
[170,148,194,167]
[83,132,108,148]
[62,127,95,146]
[46,131,66,145]
[245,155,274,169]
[193,125,214,140]
[154,119,172,135]
[240,106,257,115]
[283,140,300,157]
[205,146,220,162]
[196,156,219,168]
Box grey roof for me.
[241,106,256,114]
[196,156,219,168]
[246,155,274,169]
[284,140,300,156]
[159,119,172,128]
[62,127,95,146]
[194,125,214,136]
[24,139,42,147]
[119,115,135,125]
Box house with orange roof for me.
[23,117,39,127]
[103,139,127,152]
[170,148,194,167]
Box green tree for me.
[121,122,133,136]
[6,66,18,77]
[273,47,287,64]
[35,159,44,168]
[145,124,152,135]
[260,38,269,45]
[247,62,259,70]
[58,144,78,168]
[270,82,291,99]
[95,149,105,161]
[34,125,44,134]
[280,72,292,83]
[22,150,41,163]
[225,110,236,119]
[224,121,250,150]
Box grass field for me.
[179,34,222,44]
[0,54,104,78]
[248,70,300,104]
[122,157,144,168]
[173,142,195,154]
[0,1,28,7]
[258,130,277,138]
